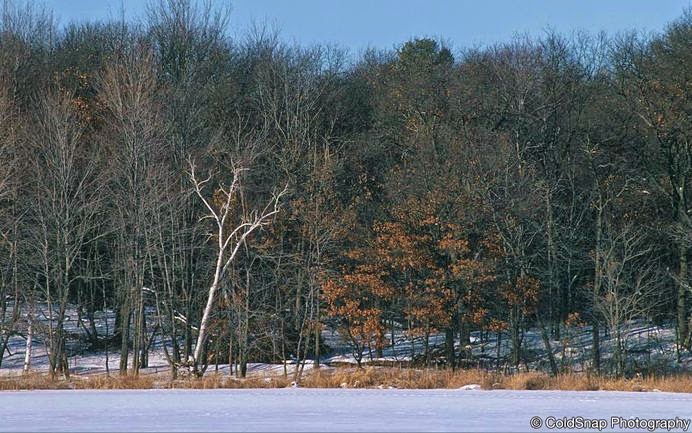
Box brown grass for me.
[0,373,156,390]
[165,373,291,389]
[301,367,692,393]
[72,374,156,390]
[1,369,690,393]
[0,373,73,391]
[302,367,491,389]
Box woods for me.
[0,0,690,380]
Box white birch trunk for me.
[188,159,285,373]
[23,312,33,374]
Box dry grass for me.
[301,367,692,393]
[0,373,72,391]
[72,374,156,390]
[0,373,156,390]
[593,374,692,393]
[1,368,690,393]
[165,373,291,389]
[303,367,492,389]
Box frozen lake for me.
[0,389,690,432]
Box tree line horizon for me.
[0,0,690,380]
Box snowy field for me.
[0,389,690,432]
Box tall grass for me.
[1,368,690,392]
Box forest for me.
[0,0,690,381]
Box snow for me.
[2,300,691,377]
[0,389,690,432]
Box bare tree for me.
[28,90,101,379]
[188,158,285,374]
[97,44,167,375]
[612,17,692,350]
[595,224,662,377]
[0,75,19,369]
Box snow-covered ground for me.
[1,301,690,376]
[0,389,690,432]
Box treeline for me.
[0,0,690,379]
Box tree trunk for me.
[495,330,502,371]
[314,284,321,368]
[445,326,455,369]
[193,279,220,370]
[510,306,521,368]
[592,322,600,373]
[537,315,559,376]
[546,191,561,340]
[132,288,141,376]
[139,302,148,369]
[677,239,689,351]
[592,196,603,373]
[23,310,33,374]
[119,307,131,375]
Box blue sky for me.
[43,0,690,51]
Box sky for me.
[42,0,690,52]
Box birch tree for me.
[188,158,285,374]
